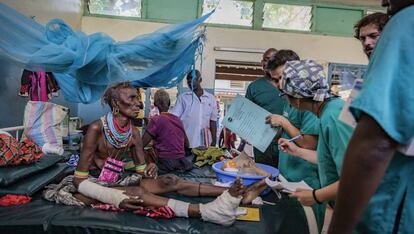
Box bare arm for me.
[295,147,317,164]
[141,131,153,148]
[278,138,317,164]
[290,181,339,206]
[329,114,397,233]
[74,121,100,188]
[210,120,217,146]
[266,115,318,149]
[132,128,146,166]
[316,181,339,202]
[184,134,189,148]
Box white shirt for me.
[171,91,218,148]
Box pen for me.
[286,134,302,143]
[278,134,302,150]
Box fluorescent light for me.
[214,47,266,54]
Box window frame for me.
[200,0,255,29]
[83,0,385,38]
[261,2,313,32]
[86,0,143,19]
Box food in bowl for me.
[222,160,239,172]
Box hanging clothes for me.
[19,69,60,101]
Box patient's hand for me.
[145,163,158,178]
[119,197,144,210]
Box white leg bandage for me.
[78,180,129,208]
[167,199,190,218]
[199,190,242,226]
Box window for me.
[88,0,142,17]
[202,0,253,26]
[262,3,312,31]
[229,80,245,89]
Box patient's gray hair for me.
[154,89,170,110]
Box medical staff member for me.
[330,1,414,233]
[245,48,283,167]
[172,70,218,149]
[266,50,320,190]
[276,61,354,233]
[265,51,324,231]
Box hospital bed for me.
[0,125,315,234]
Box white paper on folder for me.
[222,95,277,152]
[339,79,414,157]
[265,177,312,194]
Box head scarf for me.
[280,59,331,101]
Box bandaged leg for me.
[167,199,190,218]
[77,180,129,208]
[199,190,242,226]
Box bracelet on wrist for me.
[312,189,322,204]
[74,170,89,178]
[135,163,147,173]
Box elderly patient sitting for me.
[142,89,192,174]
[43,82,261,226]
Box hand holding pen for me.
[278,134,302,154]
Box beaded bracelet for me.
[135,163,147,173]
[74,170,89,178]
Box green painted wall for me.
[145,0,199,22]
[314,6,364,36]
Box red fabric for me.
[91,203,175,219]
[0,194,32,206]
[0,134,43,166]
[91,203,123,212]
[134,206,175,219]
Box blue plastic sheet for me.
[0,3,211,103]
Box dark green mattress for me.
[0,167,309,234]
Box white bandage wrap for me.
[199,190,242,226]
[167,199,190,218]
[78,180,129,208]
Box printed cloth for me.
[0,134,43,166]
[0,194,32,206]
[192,147,225,168]
[22,101,68,148]
[281,60,331,101]
[43,173,142,206]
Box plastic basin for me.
[212,161,279,195]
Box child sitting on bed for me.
[142,89,192,173]
[43,82,264,226]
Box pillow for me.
[0,154,63,186]
[0,163,68,196]
[22,101,68,147]
[0,131,11,137]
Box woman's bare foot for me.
[241,179,268,205]
[228,177,245,197]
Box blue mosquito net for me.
[0,3,212,103]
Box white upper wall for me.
[81,16,368,88]
[1,0,83,29]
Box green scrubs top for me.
[278,101,325,231]
[317,98,354,188]
[349,6,414,233]
[245,77,284,167]
[278,101,320,189]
